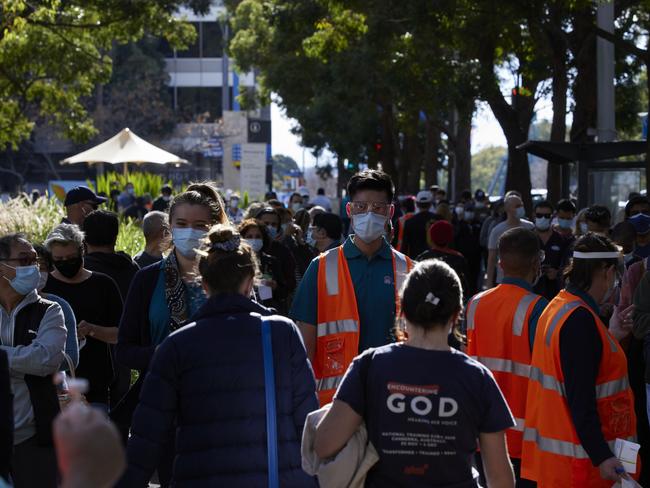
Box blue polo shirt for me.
[290,236,398,352]
[500,277,549,351]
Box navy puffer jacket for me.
[118,294,318,487]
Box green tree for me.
[0,0,209,149]
[90,38,177,140]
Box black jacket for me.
[0,349,12,481]
[84,251,140,300]
[118,294,318,487]
[402,211,442,258]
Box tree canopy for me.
[0,0,210,149]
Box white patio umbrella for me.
[61,127,188,174]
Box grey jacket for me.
[0,290,66,444]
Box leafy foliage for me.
[0,196,145,257]
[0,0,204,149]
[91,171,172,198]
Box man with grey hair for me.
[486,191,534,287]
[0,233,66,487]
[134,211,169,268]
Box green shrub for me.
[0,197,144,257]
[90,171,172,198]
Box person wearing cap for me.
[310,212,342,252]
[521,233,638,487]
[63,186,107,227]
[466,228,547,486]
[401,190,442,258]
[416,220,470,296]
[152,185,173,212]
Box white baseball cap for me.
[416,190,433,204]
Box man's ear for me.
[346,201,352,219]
[389,204,395,219]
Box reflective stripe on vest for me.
[317,319,358,337]
[472,356,531,378]
[524,427,635,460]
[545,301,581,346]
[317,375,344,393]
[465,291,488,331]
[513,294,538,337]
[530,365,630,400]
[325,249,340,296]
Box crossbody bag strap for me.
[261,316,279,488]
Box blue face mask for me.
[557,218,574,230]
[172,228,207,258]
[352,212,388,243]
[6,265,40,295]
[266,225,279,239]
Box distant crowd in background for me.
[2,170,650,487]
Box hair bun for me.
[207,225,239,249]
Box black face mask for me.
[54,257,83,279]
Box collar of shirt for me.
[566,284,600,316]
[501,276,533,292]
[343,235,393,260]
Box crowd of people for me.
[1,169,650,487]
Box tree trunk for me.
[454,103,473,198]
[423,118,439,187]
[570,7,597,143]
[405,130,422,194]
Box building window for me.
[202,22,223,57]
[176,87,223,122]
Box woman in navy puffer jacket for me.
[117,225,318,487]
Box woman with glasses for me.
[43,224,123,412]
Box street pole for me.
[597,1,616,142]
[221,21,230,113]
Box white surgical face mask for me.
[6,265,41,295]
[455,206,465,217]
[172,228,207,259]
[245,238,263,253]
[291,202,302,212]
[580,222,589,234]
[352,212,388,243]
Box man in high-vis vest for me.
[290,170,412,406]
[522,233,638,487]
[466,228,547,486]
[394,196,415,251]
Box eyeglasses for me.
[350,201,390,214]
[0,256,40,267]
[535,213,552,219]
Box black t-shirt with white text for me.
[335,344,514,488]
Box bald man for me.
[134,211,169,269]
[486,192,534,288]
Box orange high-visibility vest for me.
[314,244,412,406]
[521,289,638,487]
[396,213,414,251]
[466,283,542,459]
